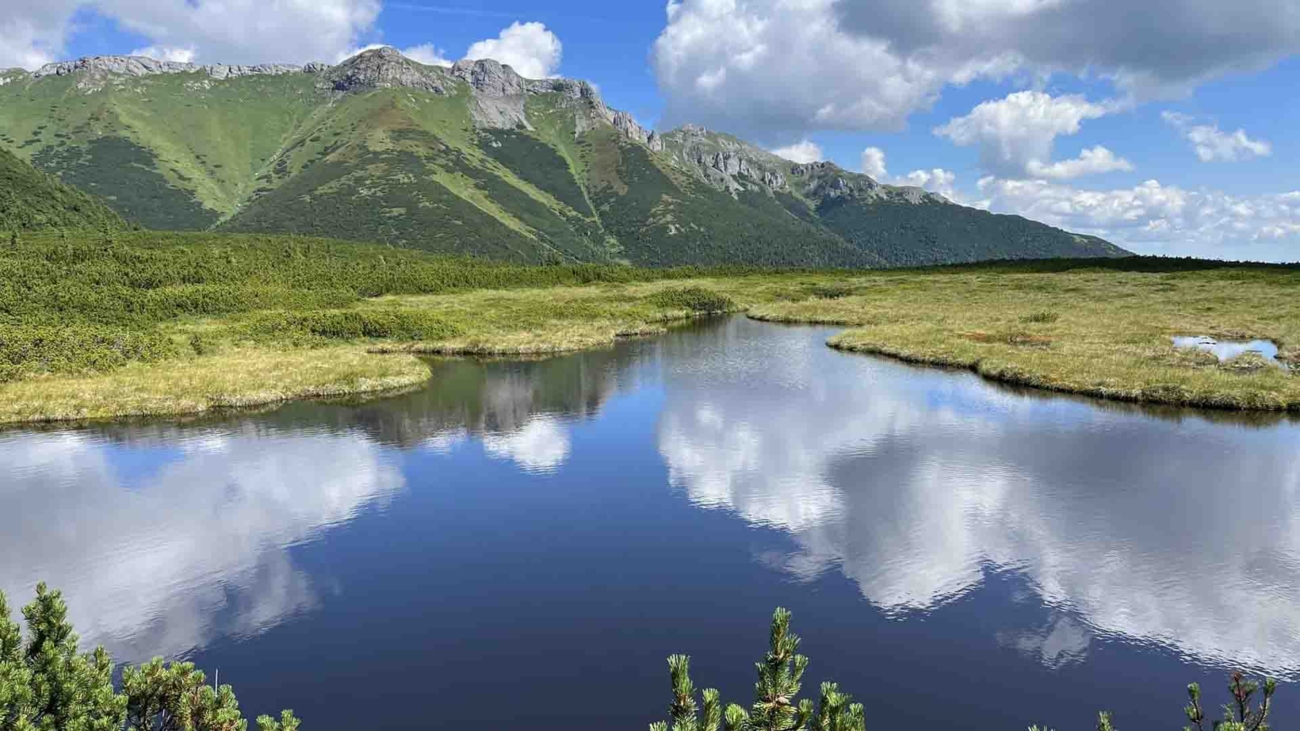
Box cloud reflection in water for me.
[0,427,404,662]
[657,318,1300,676]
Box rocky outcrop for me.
[323,47,449,94]
[789,161,948,205]
[450,58,526,96]
[606,110,656,148]
[656,124,798,195]
[33,55,306,83]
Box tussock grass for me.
[0,345,431,424]
[648,286,738,314]
[745,265,1300,411]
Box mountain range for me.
[0,48,1128,266]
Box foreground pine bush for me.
[651,609,1278,731]
[0,324,177,382]
[0,584,299,731]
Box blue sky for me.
[5,0,1300,261]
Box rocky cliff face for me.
[323,49,659,144]
[32,55,310,90]
[653,125,951,207]
[658,125,795,193]
[790,161,945,205]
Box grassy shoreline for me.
[3,232,1298,423]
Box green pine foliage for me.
[0,230,760,381]
[0,147,124,233]
[663,609,1280,731]
[0,325,177,382]
[0,584,299,731]
[649,287,736,313]
[650,609,865,731]
[33,137,222,230]
[220,145,551,261]
[479,129,595,218]
[238,309,462,345]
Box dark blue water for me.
[5,317,1300,729]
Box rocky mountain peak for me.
[450,58,527,96]
[324,47,449,94]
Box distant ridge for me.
[0,48,1127,266]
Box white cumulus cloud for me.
[861,146,888,179]
[1025,145,1134,180]
[653,0,1300,136]
[130,45,196,63]
[979,176,1300,260]
[1162,111,1273,162]
[901,168,958,199]
[2,0,383,68]
[464,21,562,79]
[857,146,958,200]
[770,140,824,163]
[0,1,80,69]
[935,91,1120,177]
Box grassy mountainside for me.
[0,146,123,232]
[0,50,1128,267]
[656,128,1129,265]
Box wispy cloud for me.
[386,3,616,24]
[386,3,521,19]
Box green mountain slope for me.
[0,50,1128,266]
[0,145,123,232]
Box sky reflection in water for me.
[3,317,1299,729]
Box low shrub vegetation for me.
[239,309,463,345]
[1,584,300,731]
[0,324,177,382]
[649,286,736,314]
[653,609,1278,731]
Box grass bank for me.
[0,231,746,422]
[2,231,1297,422]
[746,261,1300,411]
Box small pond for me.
[1173,335,1287,367]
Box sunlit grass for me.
[743,268,1300,411]
[5,259,1299,422]
[0,345,430,424]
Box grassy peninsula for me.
[1,231,1296,423]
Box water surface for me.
[4,317,1300,728]
[1173,335,1286,367]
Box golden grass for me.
[4,265,1298,423]
[359,279,737,355]
[0,280,741,424]
[0,345,431,424]
[744,268,1300,411]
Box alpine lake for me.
[5,316,1299,729]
